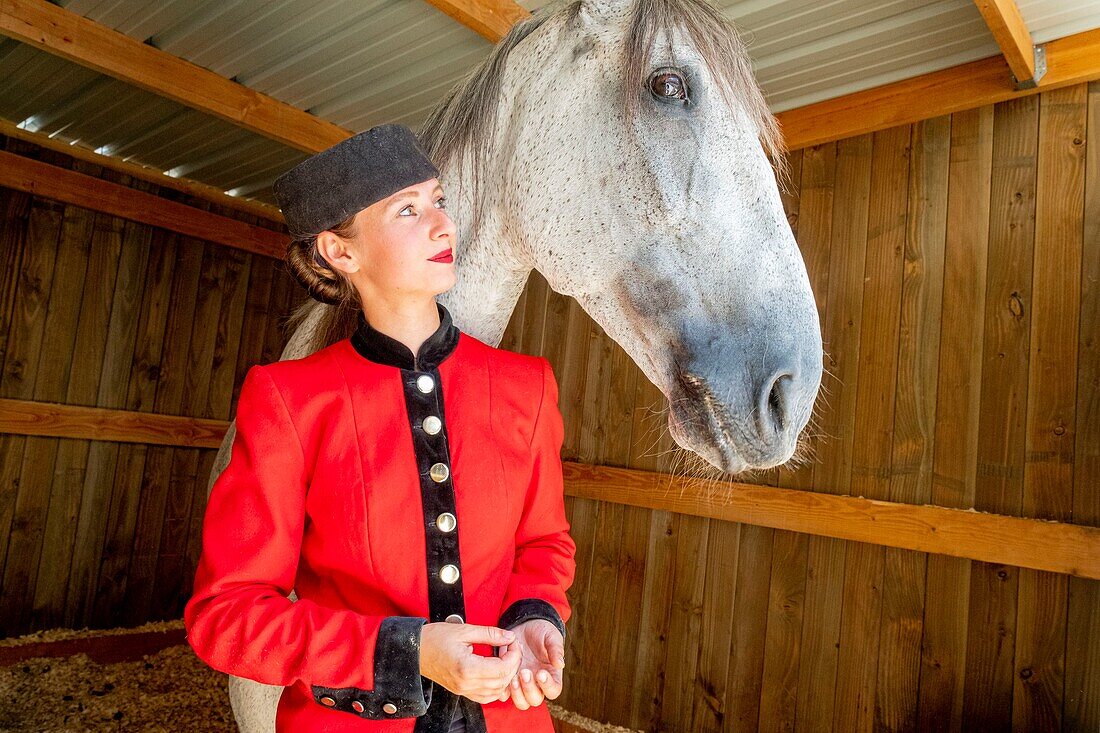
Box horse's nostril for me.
[764,372,793,435]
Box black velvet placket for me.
[350,302,488,733]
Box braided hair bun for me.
[284,213,359,307]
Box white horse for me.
[211,0,823,728]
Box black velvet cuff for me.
[498,598,567,642]
[311,616,433,719]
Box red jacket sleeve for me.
[497,357,577,639]
[184,365,432,719]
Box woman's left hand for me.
[495,619,565,709]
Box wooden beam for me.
[1,396,1096,579]
[0,150,286,258]
[973,0,1039,85]
[0,398,230,449]
[777,26,1100,150]
[419,0,530,43]
[0,118,284,224]
[563,463,1100,580]
[0,0,350,153]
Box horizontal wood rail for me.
[777,26,1100,150]
[0,398,229,449]
[564,463,1099,580]
[0,150,286,258]
[0,118,284,224]
[2,398,1096,579]
[0,0,350,154]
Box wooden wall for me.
[497,80,1099,732]
[0,134,298,636]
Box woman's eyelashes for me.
[397,197,446,217]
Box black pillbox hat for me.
[273,123,440,240]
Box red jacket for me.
[184,302,576,732]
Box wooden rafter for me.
[420,0,530,43]
[776,26,1100,151]
[0,118,284,224]
[0,0,350,153]
[0,150,286,258]
[973,0,1041,86]
[1,396,1097,579]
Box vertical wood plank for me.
[833,123,912,733]
[875,113,951,731]
[57,174,156,629]
[90,229,180,628]
[627,373,677,732]
[758,147,811,733]
[19,190,98,629]
[0,192,65,635]
[962,92,1039,730]
[115,237,203,626]
[917,105,993,731]
[1064,78,1100,733]
[148,236,226,621]
[1012,82,1086,732]
[798,134,871,733]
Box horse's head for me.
[423,0,822,474]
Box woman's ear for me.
[315,230,361,275]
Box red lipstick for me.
[429,248,453,263]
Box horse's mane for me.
[418,0,790,199]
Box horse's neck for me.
[436,185,531,349]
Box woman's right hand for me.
[419,623,522,703]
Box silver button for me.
[416,374,434,393]
[382,702,398,715]
[445,613,464,624]
[320,696,336,707]
[351,700,364,713]
[436,513,456,532]
[429,463,449,483]
[439,564,460,584]
[423,415,441,435]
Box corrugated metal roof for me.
[0,0,1096,207]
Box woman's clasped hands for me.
[419,620,565,709]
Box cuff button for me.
[351,700,365,713]
[383,702,398,715]
[320,696,336,707]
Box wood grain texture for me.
[777,27,1100,151]
[973,0,1039,85]
[918,105,993,732]
[1064,77,1100,733]
[1011,81,1086,733]
[874,113,950,731]
[419,0,530,43]
[0,150,285,258]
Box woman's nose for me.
[430,209,457,240]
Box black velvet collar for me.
[350,301,460,371]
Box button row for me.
[319,696,399,716]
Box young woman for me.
[184,124,576,733]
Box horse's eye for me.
[649,68,689,103]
